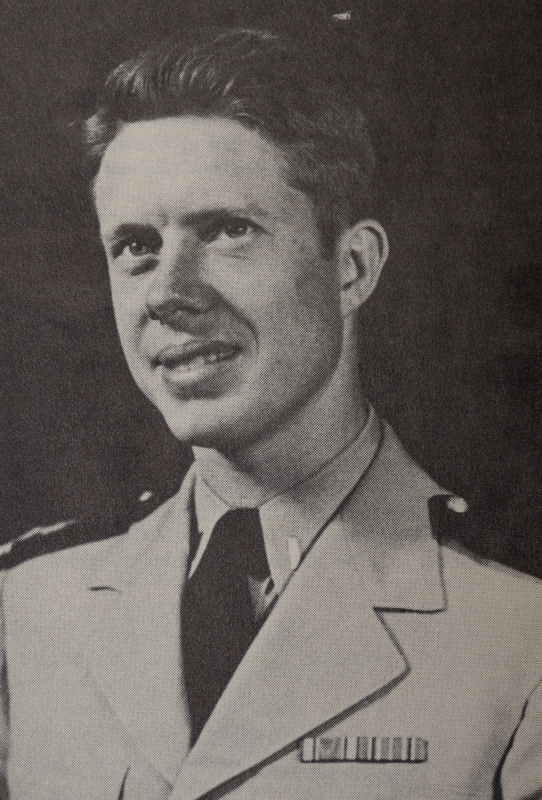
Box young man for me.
[0,28,541,800]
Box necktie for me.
[181,508,270,744]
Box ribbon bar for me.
[300,736,428,763]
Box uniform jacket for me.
[0,422,541,800]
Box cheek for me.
[109,279,145,349]
[290,249,343,350]
[294,261,340,316]
[284,229,340,312]
[110,276,145,330]
[259,267,343,377]
[236,238,343,358]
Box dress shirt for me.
[191,405,382,616]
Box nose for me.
[145,237,219,326]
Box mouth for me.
[153,340,242,375]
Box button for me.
[446,496,469,513]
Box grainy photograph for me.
[0,1,541,798]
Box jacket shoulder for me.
[0,485,179,572]
[429,494,542,618]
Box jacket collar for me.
[193,404,383,593]
[86,420,443,609]
[81,466,197,785]
[338,420,445,612]
[171,422,445,800]
[82,421,445,795]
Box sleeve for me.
[0,572,9,800]
[500,676,542,800]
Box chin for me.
[140,372,299,453]
[157,400,246,450]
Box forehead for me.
[94,116,308,228]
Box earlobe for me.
[339,219,389,315]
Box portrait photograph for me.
[0,1,540,798]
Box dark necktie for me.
[181,508,270,744]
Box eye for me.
[222,220,253,239]
[127,239,153,257]
[110,231,162,261]
[201,217,260,247]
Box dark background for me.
[1,0,541,573]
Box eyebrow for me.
[103,223,157,244]
[102,205,273,243]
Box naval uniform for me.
[0,409,541,799]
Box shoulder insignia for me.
[0,484,179,571]
[0,520,76,558]
[427,494,472,544]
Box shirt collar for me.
[193,405,382,591]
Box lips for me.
[153,339,241,372]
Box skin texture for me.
[95,116,387,501]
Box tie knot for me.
[211,507,269,581]
[219,507,261,533]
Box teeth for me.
[162,346,236,372]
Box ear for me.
[338,219,389,316]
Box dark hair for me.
[84,28,376,254]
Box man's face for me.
[95,116,346,450]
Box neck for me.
[193,341,368,507]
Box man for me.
[0,27,541,800]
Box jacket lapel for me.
[81,466,198,786]
[171,423,446,800]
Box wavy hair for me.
[84,28,376,254]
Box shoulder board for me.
[0,485,178,571]
[427,493,473,544]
